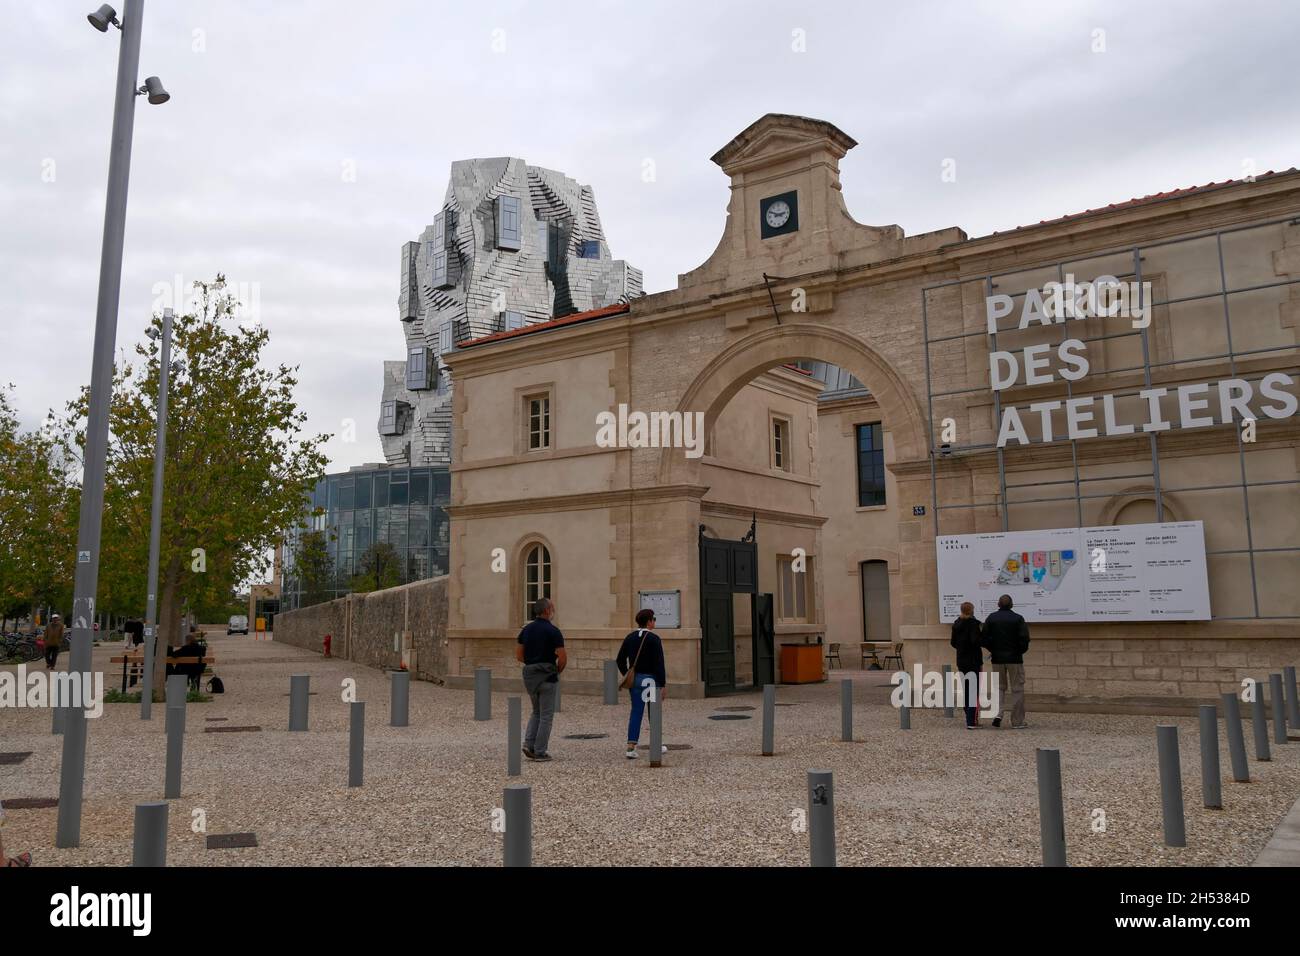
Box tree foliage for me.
[294,528,336,607]
[350,541,401,594]
[59,278,330,693]
[0,386,78,624]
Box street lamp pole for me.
[57,0,158,848]
[140,306,172,720]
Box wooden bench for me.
[110,653,216,693]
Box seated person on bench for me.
[166,627,208,691]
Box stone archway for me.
[657,322,929,486]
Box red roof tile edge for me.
[459,303,630,348]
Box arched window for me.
[523,543,551,624]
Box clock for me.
[760,190,799,239]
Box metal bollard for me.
[503,784,531,867]
[1285,666,1300,730]
[942,664,954,718]
[900,702,911,730]
[807,770,836,867]
[390,670,409,727]
[1269,673,1288,745]
[604,660,619,705]
[508,696,521,777]
[52,700,65,735]
[1157,725,1186,847]
[1036,748,1066,867]
[1199,705,1222,809]
[132,802,169,867]
[1251,690,1271,761]
[761,685,775,756]
[288,674,310,731]
[649,697,663,767]
[164,703,185,799]
[348,701,364,788]
[165,674,187,708]
[1222,692,1250,782]
[841,679,853,742]
[474,667,491,721]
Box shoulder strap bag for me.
[619,629,649,690]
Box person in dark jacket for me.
[980,594,1030,728]
[515,598,566,761]
[616,609,668,760]
[949,601,983,729]
[168,626,207,692]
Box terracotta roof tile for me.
[459,303,630,348]
[988,168,1299,236]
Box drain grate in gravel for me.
[0,752,33,765]
[637,743,693,751]
[204,717,229,722]
[708,714,751,721]
[207,833,258,849]
[2,797,57,809]
[563,733,609,740]
[204,725,262,733]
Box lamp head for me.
[142,76,170,105]
[87,4,117,31]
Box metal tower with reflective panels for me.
[379,159,644,465]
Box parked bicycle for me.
[0,632,41,665]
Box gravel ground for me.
[2,632,1298,867]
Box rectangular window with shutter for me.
[771,416,792,472]
[777,555,811,622]
[495,195,522,250]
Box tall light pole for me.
[57,1,170,848]
[140,306,172,720]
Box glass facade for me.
[281,464,451,610]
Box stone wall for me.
[905,621,1300,714]
[274,576,449,682]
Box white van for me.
[227,615,249,635]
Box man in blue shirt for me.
[515,598,566,760]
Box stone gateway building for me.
[443,113,1300,707]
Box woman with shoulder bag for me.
[616,608,668,760]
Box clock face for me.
[765,201,791,229]
[760,191,798,238]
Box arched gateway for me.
[444,113,1300,703]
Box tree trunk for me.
[154,556,185,701]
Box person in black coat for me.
[979,594,1030,728]
[949,601,983,728]
[616,608,668,760]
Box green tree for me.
[294,528,335,607]
[350,541,400,594]
[0,385,78,626]
[60,278,330,696]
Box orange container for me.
[779,643,825,684]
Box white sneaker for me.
[661,745,668,753]
[625,748,638,759]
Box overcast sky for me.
[3,0,1298,472]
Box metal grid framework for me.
[921,213,1300,620]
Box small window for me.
[406,347,431,390]
[379,400,399,435]
[503,310,525,331]
[579,239,600,259]
[438,322,453,355]
[430,212,445,251]
[778,554,811,622]
[495,195,522,251]
[523,543,551,625]
[772,417,791,471]
[856,422,886,507]
[430,249,450,289]
[525,393,551,450]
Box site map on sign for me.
[994,549,1077,591]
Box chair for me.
[883,642,904,669]
[826,643,842,669]
[861,644,881,668]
